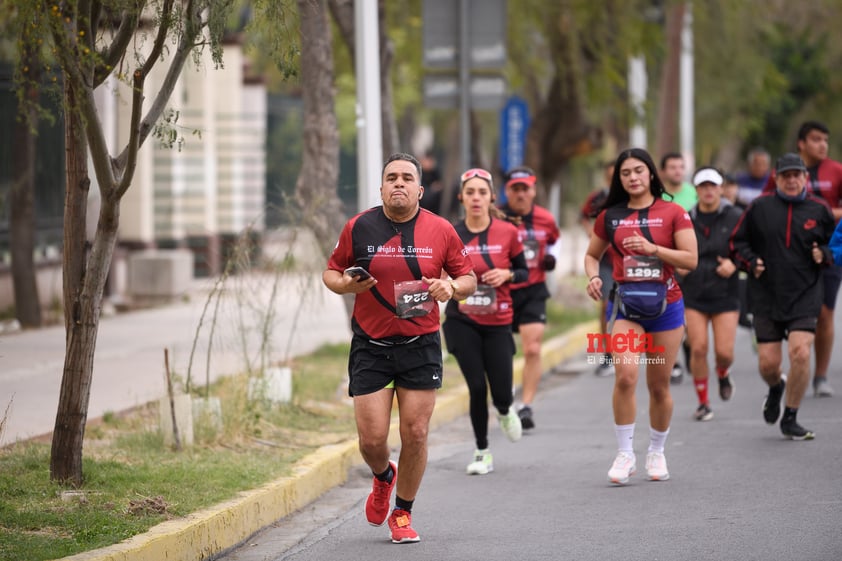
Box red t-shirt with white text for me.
[327,207,474,339]
[593,198,693,303]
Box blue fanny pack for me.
[613,281,668,321]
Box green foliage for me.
[265,96,303,226]
[676,0,842,164]
[244,0,300,82]
[742,25,830,156]
[382,0,427,132]
[9,0,240,136]
[0,441,305,561]
[5,2,63,129]
[506,1,655,124]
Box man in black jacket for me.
[730,153,835,440]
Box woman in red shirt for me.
[584,148,698,485]
[443,168,529,475]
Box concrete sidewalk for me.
[0,226,591,448]
[0,271,352,447]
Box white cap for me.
[692,168,723,186]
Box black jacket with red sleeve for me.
[729,190,835,321]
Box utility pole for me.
[680,3,695,177]
[355,0,383,211]
[458,0,471,173]
[629,56,648,149]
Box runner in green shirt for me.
[659,152,697,386]
[660,152,698,211]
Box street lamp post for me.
[355,0,383,212]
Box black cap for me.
[775,153,807,173]
[504,166,537,188]
[504,166,536,181]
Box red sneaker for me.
[388,508,420,543]
[364,461,396,526]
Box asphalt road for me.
[219,311,842,561]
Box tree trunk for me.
[50,81,93,485]
[327,0,398,158]
[654,2,684,160]
[526,7,601,205]
[296,0,345,260]
[10,44,42,328]
[377,0,399,157]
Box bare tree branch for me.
[95,7,141,88]
[115,0,201,189]
[140,0,176,79]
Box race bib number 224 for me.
[394,280,435,318]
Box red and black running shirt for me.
[327,206,473,339]
[445,218,526,326]
[500,204,560,289]
[593,198,694,304]
[580,188,609,220]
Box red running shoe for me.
[388,508,420,543]
[365,461,397,526]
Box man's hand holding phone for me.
[343,266,377,293]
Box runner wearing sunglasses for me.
[442,168,529,475]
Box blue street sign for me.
[498,96,530,203]
[499,96,529,173]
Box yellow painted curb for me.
[58,440,361,561]
[60,321,596,561]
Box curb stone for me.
[60,320,598,561]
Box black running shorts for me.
[821,264,842,310]
[347,332,443,396]
[753,315,818,343]
[511,282,550,332]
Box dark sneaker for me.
[365,461,397,526]
[518,405,535,430]
[718,373,734,401]
[762,379,786,425]
[693,403,714,421]
[670,365,684,385]
[595,360,615,377]
[594,354,615,377]
[780,418,815,440]
[388,508,420,543]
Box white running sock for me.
[614,423,635,454]
[648,426,670,453]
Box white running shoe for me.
[498,408,523,442]
[607,451,636,485]
[645,451,670,481]
[466,449,493,475]
[814,378,834,397]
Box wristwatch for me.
[449,280,460,299]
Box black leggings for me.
[443,319,516,450]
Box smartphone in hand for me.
[344,266,373,281]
